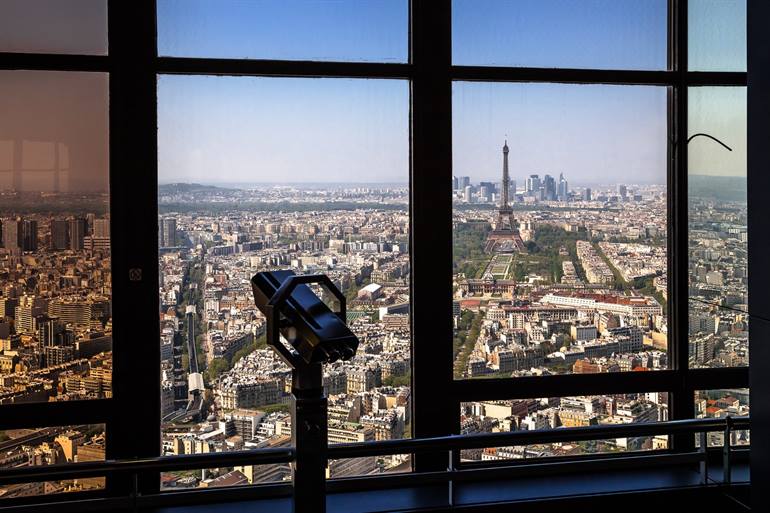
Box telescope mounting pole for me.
[291,362,327,513]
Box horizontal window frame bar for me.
[155,57,412,79]
[0,399,111,430]
[452,66,746,86]
[686,367,750,391]
[0,52,746,88]
[0,52,111,72]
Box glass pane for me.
[0,0,107,55]
[157,0,407,62]
[158,75,411,488]
[688,0,746,72]
[0,425,106,499]
[0,71,111,403]
[453,82,668,379]
[461,393,668,461]
[695,389,749,447]
[688,87,747,368]
[452,0,667,70]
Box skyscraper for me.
[543,174,556,201]
[2,219,21,251]
[161,218,177,247]
[69,218,87,250]
[21,220,38,251]
[51,219,69,250]
[558,173,569,202]
[526,174,541,196]
[93,218,110,238]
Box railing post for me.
[723,415,732,485]
[292,363,327,513]
[447,449,455,508]
[698,430,708,484]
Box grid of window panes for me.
[0,0,751,504]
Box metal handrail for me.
[0,447,295,486]
[328,416,748,459]
[0,416,748,487]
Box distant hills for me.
[158,183,235,194]
[688,174,746,202]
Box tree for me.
[205,358,230,382]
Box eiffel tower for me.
[486,140,524,253]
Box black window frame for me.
[0,0,749,503]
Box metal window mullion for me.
[107,0,161,496]
[667,0,696,455]
[409,0,455,474]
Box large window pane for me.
[0,71,111,403]
[157,0,407,63]
[688,0,747,72]
[0,424,106,499]
[158,76,410,488]
[461,393,668,461]
[453,82,668,379]
[695,389,749,447]
[688,87,747,368]
[0,0,107,55]
[452,0,667,70]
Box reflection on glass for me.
[695,389,749,447]
[688,87,747,368]
[452,0,667,69]
[452,82,668,379]
[157,0,407,63]
[688,0,747,72]
[0,71,111,404]
[461,393,668,461]
[157,75,411,488]
[0,0,107,55]
[0,425,106,499]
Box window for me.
[688,87,747,369]
[0,0,107,56]
[157,0,408,62]
[157,75,412,486]
[452,0,667,70]
[688,0,746,72]
[0,71,111,405]
[461,393,667,461]
[0,425,106,500]
[0,0,751,507]
[452,82,668,379]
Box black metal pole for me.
[291,363,327,513]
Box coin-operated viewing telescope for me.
[251,270,359,513]
[251,270,358,367]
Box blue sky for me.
[156,0,746,185]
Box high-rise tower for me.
[501,140,510,209]
[487,140,524,253]
[496,141,516,232]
